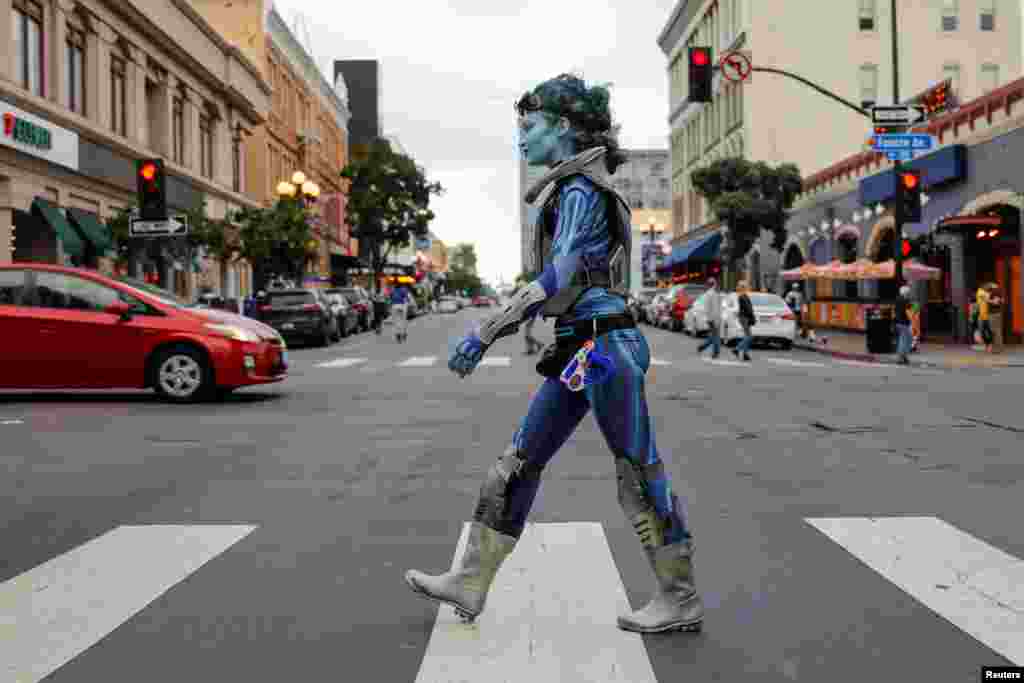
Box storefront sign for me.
[0,100,79,170]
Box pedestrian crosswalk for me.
[4,517,1020,682]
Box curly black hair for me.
[528,73,628,174]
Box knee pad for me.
[473,442,544,534]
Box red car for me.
[670,284,708,332]
[472,295,492,307]
[0,263,287,402]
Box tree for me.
[446,242,483,296]
[691,158,802,288]
[341,138,443,293]
[230,199,319,287]
[450,243,478,275]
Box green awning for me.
[32,198,83,259]
[67,207,114,255]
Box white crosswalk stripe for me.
[314,358,367,368]
[807,516,1024,665]
[479,356,511,367]
[399,356,439,367]
[705,358,747,367]
[764,357,828,368]
[415,522,658,682]
[0,524,256,683]
[836,359,887,368]
[650,358,671,366]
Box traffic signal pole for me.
[891,0,904,289]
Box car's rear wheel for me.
[151,344,214,403]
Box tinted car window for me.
[751,294,788,307]
[267,292,315,306]
[0,270,27,305]
[30,272,120,311]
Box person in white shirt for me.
[696,278,722,358]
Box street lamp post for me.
[275,171,321,287]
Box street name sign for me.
[871,104,927,126]
[872,134,934,151]
[129,214,188,237]
[886,150,914,162]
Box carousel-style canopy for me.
[780,258,940,281]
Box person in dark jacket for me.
[895,285,913,364]
[732,280,756,362]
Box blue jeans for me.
[698,322,721,356]
[895,323,912,356]
[737,323,753,355]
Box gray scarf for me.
[524,147,617,207]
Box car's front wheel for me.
[151,344,215,403]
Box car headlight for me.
[204,323,261,343]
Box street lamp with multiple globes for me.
[274,171,323,286]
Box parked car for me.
[684,291,710,336]
[325,292,359,338]
[327,287,373,331]
[438,296,459,313]
[0,263,287,402]
[670,284,709,332]
[472,295,491,307]
[634,289,659,324]
[644,293,666,327]
[257,288,335,347]
[721,292,797,349]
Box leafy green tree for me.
[230,199,319,287]
[446,242,483,296]
[341,138,443,293]
[691,158,802,288]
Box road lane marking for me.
[651,358,671,366]
[705,359,746,367]
[764,358,827,368]
[836,360,887,368]
[479,356,511,367]
[414,522,658,682]
[806,516,1024,665]
[1,419,24,425]
[400,356,438,367]
[0,524,257,682]
[315,358,368,368]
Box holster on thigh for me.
[616,458,671,549]
[473,443,545,537]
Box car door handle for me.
[39,327,58,335]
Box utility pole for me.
[891,0,904,289]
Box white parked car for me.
[720,292,797,350]
[438,296,459,313]
[646,293,668,327]
[684,291,710,336]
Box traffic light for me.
[901,239,913,258]
[136,159,166,221]
[895,169,922,223]
[874,124,908,135]
[688,47,712,103]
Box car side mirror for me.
[105,300,133,320]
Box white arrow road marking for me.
[414,522,658,683]
[314,358,368,368]
[764,358,827,368]
[0,524,257,682]
[806,516,1024,665]
[479,356,511,367]
[650,358,671,366]
[400,356,438,367]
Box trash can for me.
[866,309,893,353]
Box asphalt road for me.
[2,306,1022,682]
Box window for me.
[30,272,121,311]
[199,112,213,179]
[232,129,242,193]
[0,270,28,305]
[859,64,878,109]
[981,63,1000,94]
[943,63,961,96]
[859,0,875,30]
[110,55,126,136]
[980,0,995,30]
[172,96,184,164]
[941,0,958,31]
[66,25,85,114]
[12,0,44,96]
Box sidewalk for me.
[794,329,1024,369]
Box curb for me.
[794,342,936,368]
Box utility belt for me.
[535,313,636,379]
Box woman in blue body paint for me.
[404,74,703,634]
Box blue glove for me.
[449,330,488,378]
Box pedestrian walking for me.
[391,284,411,342]
[696,278,722,358]
[975,283,1001,353]
[523,314,542,355]
[372,291,389,335]
[732,280,755,362]
[785,284,804,338]
[895,285,913,365]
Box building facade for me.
[1,0,269,299]
[658,0,1023,240]
[192,0,351,292]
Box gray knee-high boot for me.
[617,539,704,633]
[404,521,517,621]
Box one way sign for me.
[129,215,189,238]
[871,104,927,126]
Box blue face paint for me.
[518,111,575,168]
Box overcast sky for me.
[274,0,679,285]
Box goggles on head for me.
[515,92,543,118]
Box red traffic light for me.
[900,172,919,189]
[902,240,911,257]
[140,162,157,181]
[691,49,709,66]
